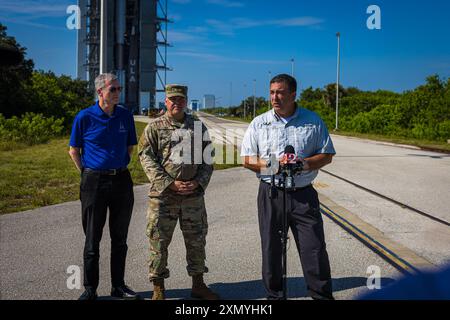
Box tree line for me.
[0,23,94,147]
[205,76,450,142]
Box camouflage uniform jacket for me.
[138,112,213,197]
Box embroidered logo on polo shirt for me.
[119,122,127,133]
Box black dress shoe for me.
[111,285,140,300]
[78,289,98,300]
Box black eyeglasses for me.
[108,86,123,93]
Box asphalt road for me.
[195,112,450,267]
[0,168,400,300]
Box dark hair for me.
[270,74,297,93]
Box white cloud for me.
[205,16,324,36]
[272,17,324,27]
[206,0,244,8]
[0,0,70,29]
[172,50,286,65]
[0,0,67,18]
[204,19,236,36]
[172,0,192,4]
[0,16,62,29]
[169,30,207,43]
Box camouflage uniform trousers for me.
[146,193,209,281]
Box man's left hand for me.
[175,180,199,195]
[182,180,199,191]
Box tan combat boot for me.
[151,278,165,300]
[191,274,220,300]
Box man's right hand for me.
[168,180,196,195]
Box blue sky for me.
[1,0,449,106]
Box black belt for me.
[83,167,128,175]
[261,180,312,191]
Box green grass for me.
[0,137,80,214]
[220,115,252,123]
[0,121,241,214]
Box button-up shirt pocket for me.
[256,125,270,158]
[292,125,316,158]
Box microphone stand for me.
[277,161,303,300]
[268,158,288,299]
[279,168,291,300]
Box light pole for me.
[268,71,272,111]
[335,32,340,131]
[253,79,256,118]
[243,83,247,119]
[290,58,295,77]
[229,82,232,108]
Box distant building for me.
[190,99,199,111]
[203,94,215,109]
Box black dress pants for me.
[257,181,333,300]
[80,169,134,291]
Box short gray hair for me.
[94,73,118,91]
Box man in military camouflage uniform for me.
[138,84,219,300]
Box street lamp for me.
[229,82,232,108]
[290,58,295,77]
[335,32,340,131]
[268,71,272,111]
[243,83,247,119]
[253,79,256,119]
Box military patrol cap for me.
[166,84,188,99]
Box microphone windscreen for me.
[284,145,295,154]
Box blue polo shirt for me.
[69,101,138,170]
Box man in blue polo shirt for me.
[69,73,139,300]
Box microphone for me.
[283,145,296,190]
[284,145,296,164]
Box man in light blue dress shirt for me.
[241,74,336,300]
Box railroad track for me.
[320,169,450,227]
[317,169,448,274]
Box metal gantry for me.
[77,0,172,113]
[155,0,172,96]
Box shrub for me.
[0,113,65,146]
[437,120,450,141]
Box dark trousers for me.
[257,181,333,300]
[80,169,134,291]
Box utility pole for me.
[335,32,340,131]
